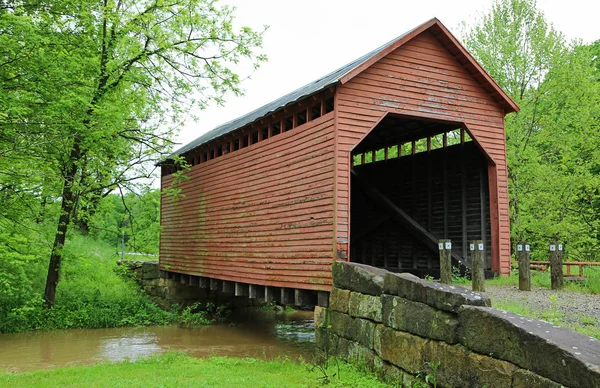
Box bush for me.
[0,233,176,333]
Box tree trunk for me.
[44,140,81,308]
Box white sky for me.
[175,0,600,150]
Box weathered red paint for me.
[160,19,517,290]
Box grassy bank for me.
[0,353,390,388]
[1,233,189,333]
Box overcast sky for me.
[174,0,600,151]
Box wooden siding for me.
[336,30,511,274]
[160,113,336,290]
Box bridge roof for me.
[167,18,517,159]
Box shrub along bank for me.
[0,233,220,333]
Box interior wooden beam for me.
[351,169,469,268]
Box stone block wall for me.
[315,262,600,388]
[117,261,256,310]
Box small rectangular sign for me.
[445,242,452,250]
[469,244,475,251]
[525,245,530,252]
[517,244,523,252]
[478,243,484,251]
[558,244,563,251]
[439,242,444,250]
[550,245,556,252]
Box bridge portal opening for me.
[349,114,492,278]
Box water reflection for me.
[0,310,315,373]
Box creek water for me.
[0,310,315,373]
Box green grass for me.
[464,266,600,294]
[0,353,390,388]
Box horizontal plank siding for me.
[160,113,336,289]
[336,30,510,274]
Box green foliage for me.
[414,360,440,388]
[0,352,391,387]
[90,189,161,254]
[0,233,174,333]
[1,0,267,306]
[462,0,600,261]
[179,302,230,328]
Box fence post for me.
[517,241,531,291]
[439,239,452,284]
[471,240,485,292]
[550,241,564,290]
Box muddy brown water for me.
[0,310,315,373]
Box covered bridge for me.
[159,18,518,304]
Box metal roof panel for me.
[166,30,411,159]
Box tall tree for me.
[1,0,266,306]
[462,0,600,259]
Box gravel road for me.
[483,285,600,327]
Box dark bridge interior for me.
[350,115,492,278]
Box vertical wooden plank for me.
[443,148,448,239]
[281,288,294,305]
[471,240,485,292]
[249,284,259,299]
[317,291,329,307]
[411,154,417,269]
[265,286,280,303]
[383,228,388,269]
[487,164,499,272]
[210,278,221,291]
[481,164,489,269]
[439,239,452,284]
[295,289,313,306]
[371,240,377,267]
[517,242,531,291]
[461,151,468,259]
[550,241,564,290]
[222,280,234,295]
[199,277,208,289]
[427,155,432,231]
[235,282,249,296]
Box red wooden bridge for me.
[159,18,518,305]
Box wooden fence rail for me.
[511,261,600,278]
